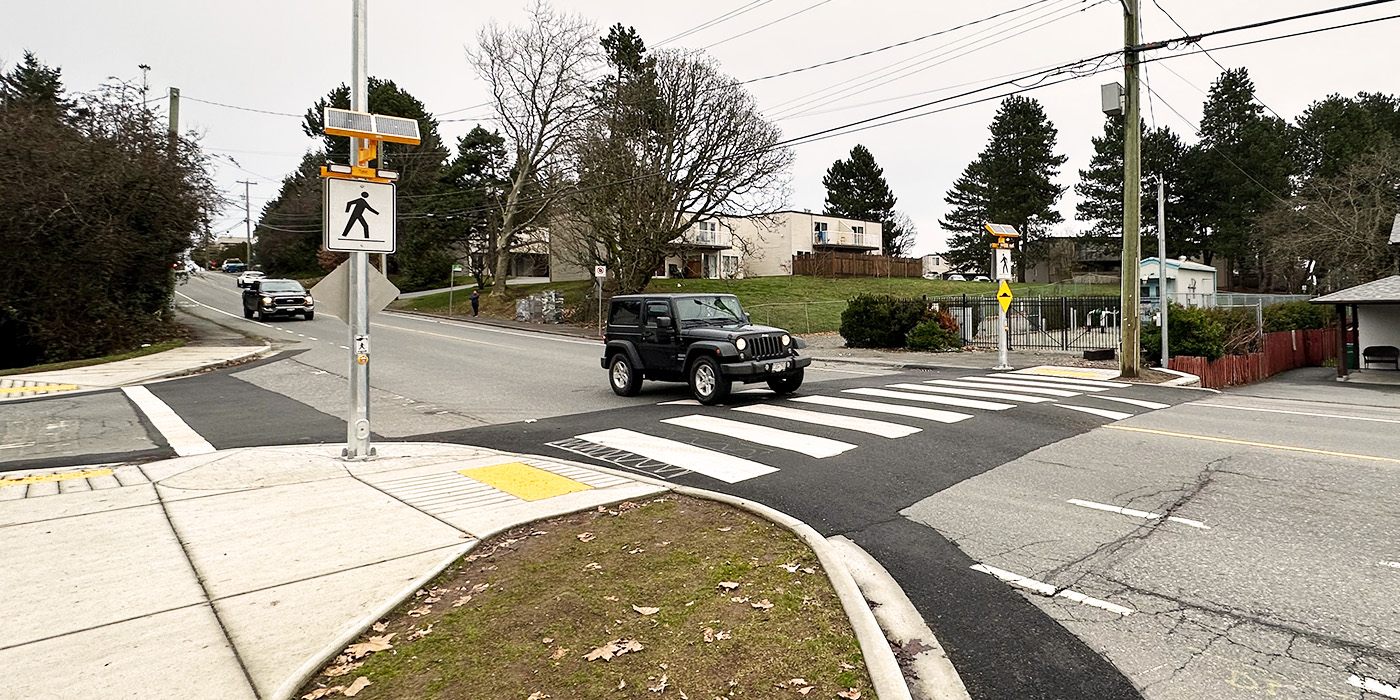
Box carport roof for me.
[1311,275,1400,304]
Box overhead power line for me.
[701,0,836,50]
[184,95,301,118]
[1133,0,1398,52]
[658,0,775,46]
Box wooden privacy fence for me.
[1169,328,1336,389]
[792,252,921,278]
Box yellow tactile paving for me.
[0,383,80,395]
[1020,367,1118,380]
[0,468,115,487]
[457,461,593,502]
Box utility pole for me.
[346,0,374,459]
[237,180,256,266]
[138,64,150,102]
[1157,176,1168,368]
[168,87,180,150]
[1119,0,1142,378]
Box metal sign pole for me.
[345,0,373,459]
[996,303,1010,370]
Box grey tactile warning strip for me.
[545,436,695,480]
[368,457,634,517]
[0,463,148,500]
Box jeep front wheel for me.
[767,368,804,395]
[608,353,642,397]
[688,356,730,405]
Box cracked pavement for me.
[903,369,1400,699]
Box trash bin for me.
[1346,342,1358,369]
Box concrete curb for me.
[1154,366,1205,387]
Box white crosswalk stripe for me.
[890,382,1056,403]
[994,373,1130,389]
[1056,404,1134,421]
[960,376,1112,392]
[1088,395,1169,410]
[935,380,1086,397]
[846,387,1015,411]
[662,415,856,458]
[575,428,778,483]
[732,404,920,438]
[792,395,973,423]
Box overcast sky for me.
[6,1,1399,257]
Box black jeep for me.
[242,278,315,321]
[601,293,810,404]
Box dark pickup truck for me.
[242,279,315,321]
[601,293,809,404]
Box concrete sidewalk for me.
[0,442,924,700]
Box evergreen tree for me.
[939,96,1066,280]
[1294,92,1400,181]
[433,125,510,288]
[0,51,73,114]
[1074,117,1192,254]
[1188,68,1292,285]
[821,144,913,256]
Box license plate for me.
[769,361,789,372]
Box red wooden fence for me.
[1169,328,1336,389]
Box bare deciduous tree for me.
[468,1,598,294]
[559,47,792,293]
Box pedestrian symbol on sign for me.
[341,192,380,238]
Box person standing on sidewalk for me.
[470,290,480,317]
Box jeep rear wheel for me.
[608,353,642,397]
[766,368,804,395]
[689,356,730,405]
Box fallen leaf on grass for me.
[578,532,596,542]
[798,686,815,695]
[406,606,432,617]
[628,548,645,554]
[584,639,645,662]
[542,637,554,644]
[452,595,473,607]
[717,581,740,590]
[604,595,619,601]
[839,662,855,670]
[779,562,801,573]
[750,599,774,610]
[648,673,669,693]
[527,693,550,700]
[408,624,433,640]
[343,677,371,697]
[632,605,659,616]
[302,687,343,699]
[801,567,815,574]
[371,622,387,633]
[344,634,394,659]
[584,562,603,571]
[618,679,626,690]
[469,583,490,594]
[532,530,548,536]
[730,596,749,603]
[717,526,732,532]
[837,689,862,699]
[551,647,570,660]
[323,661,363,678]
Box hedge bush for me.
[1142,304,1228,361]
[839,294,929,348]
[1263,301,1330,332]
[907,311,962,351]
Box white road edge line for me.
[1193,403,1400,424]
[121,386,216,457]
[970,564,1135,616]
[174,291,273,328]
[1067,498,1210,530]
[1056,404,1134,421]
[1348,675,1400,699]
[1090,395,1170,410]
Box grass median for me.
[299,495,875,700]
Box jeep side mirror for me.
[656,316,673,328]
[742,313,751,324]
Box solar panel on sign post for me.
[324,107,373,135]
[372,114,421,144]
[984,223,1020,237]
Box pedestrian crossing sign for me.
[997,281,1013,312]
[324,178,396,253]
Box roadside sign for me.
[308,260,401,321]
[594,265,607,279]
[354,335,370,355]
[997,280,1013,313]
[994,248,1013,281]
[452,264,463,273]
[324,178,396,253]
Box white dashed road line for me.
[891,382,1055,403]
[1348,675,1400,699]
[926,379,1081,397]
[1088,395,1169,410]
[1067,498,1210,530]
[1056,404,1134,421]
[846,387,1015,411]
[791,395,973,424]
[661,414,856,458]
[970,563,1135,616]
[574,428,777,483]
[121,386,215,456]
[1193,403,1400,424]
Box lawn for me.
[391,276,1117,335]
[0,339,187,376]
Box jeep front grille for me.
[747,334,784,359]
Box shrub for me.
[1263,301,1330,332]
[1142,303,1227,361]
[907,318,961,351]
[839,294,929,348]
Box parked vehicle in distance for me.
[241,279,314,321]
[972,274,992,283]
[945,273,967,282]
[221,258,244,273]
[601,293,809,405]
[236,270,265,288]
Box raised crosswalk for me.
[563,370,1175,485]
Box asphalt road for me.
[4,273,1398,699]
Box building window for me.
[722,255,739,278]
[694,220,717,244]
[814,221,828,243]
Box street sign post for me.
[594,266,607,337]
[985,223,1021,371]
[324,178,396,253]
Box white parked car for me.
[945,273,967,282]
[236,270,265,288]
[972,274,992,283]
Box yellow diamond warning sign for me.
[997,280,1013,313]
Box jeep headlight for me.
[305,295,314,304]
[735,337,747,351]
[781,334,791,347]
[261,296,273,305]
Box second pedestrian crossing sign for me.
[324,178,396,253]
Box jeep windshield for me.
[675,295,744,327]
